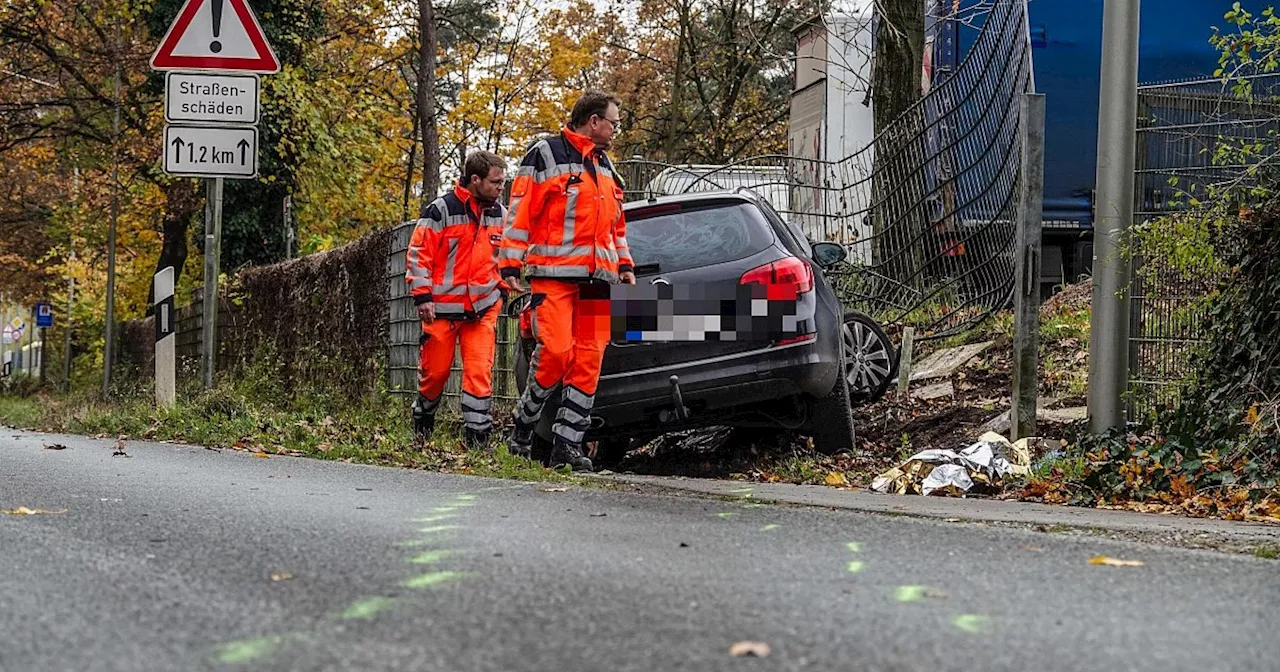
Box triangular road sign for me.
[150,0,280,73]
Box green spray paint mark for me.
[741,503,768,509]
[895,585,926,603]
[418,525,461,534]
[213,635,285,664]
[846,541,862,553]
[402,571,465,589]
[411,514,456,523]
[846,560,865,574]
[432,506,458,514]
[454,494,476,501]
[341,597,398,620]
[716,512,738,519]
[760,524,781,531]
[952,614,989,634]
[409,549,454,565]
[396,538,437,548]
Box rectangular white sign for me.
[165,72,259,124]
[163,124,258,178]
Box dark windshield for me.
[624,201,774,274]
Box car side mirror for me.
[811,242,847,268]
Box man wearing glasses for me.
[499,91,636,471]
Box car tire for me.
[842,311,897,405]
[804,345,857,455]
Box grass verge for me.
[0,383,584,485]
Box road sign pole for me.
[155,267,176,408]
[202,178,224,389]
[1088,0,1141,433]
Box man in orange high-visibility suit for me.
[499,91,636,471]
[406,150,509,448]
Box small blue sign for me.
[34,302,53,328]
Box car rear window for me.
[623,202,774,274]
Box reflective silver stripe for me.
[443,238,460,287]
[444,214,472,226]
[594,164,614,180]
[552,423,585,445]
[500,246,526,261]
[461,392,491,410]
[615,234,630,258]
[472,289,500,314]
[408,276,432,292]
[533,144,559,182]
[504,226,529,242]
[529,243,594,259]
[516,165,536,179]
[597,248,619,265]
[555,404,590,428]
[561,184,578,245]
[564,386,594,410]
[591,268,619,283]
[437,285,469,296]
[434,303,468,315]
[525,264,591,278]
[416,215,447,233]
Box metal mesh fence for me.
[1128,74,1280,417]
[616,0,1034,340]
[386,222,520,411]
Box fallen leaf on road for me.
[824,472,848,487]
[925,589,950,600]
[2,506,67,515]
[539,487,568,493]
[1020,546,1045,552]
[253,453,270,459]
[270,573,294,582]
[728,641,771,658]
[44,443,68,451]
[590,513,607,517]
[1089,555,1144,567]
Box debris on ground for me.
[870,432,1033,496]
[910,341,995,382]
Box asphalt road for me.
[3,430,1278,672]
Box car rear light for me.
[738,256,814,300]
[776,333,817,346]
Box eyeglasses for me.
[597,115,623,132]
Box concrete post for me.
[1012,93,1046,441]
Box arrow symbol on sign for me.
[171,136,185,163]
[237,138,250,165]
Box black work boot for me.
[550,442,593,472]
[463,427,492,450]
[411,397,436,444]
[507,425,533,458]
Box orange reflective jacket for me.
[406,184,506,317]
[498,127,633,283]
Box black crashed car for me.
[510,189,898,468]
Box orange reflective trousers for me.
[513,279,611,450]
[417,301,501,434]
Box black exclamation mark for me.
[210,0,224,53]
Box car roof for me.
[622,188,764,215]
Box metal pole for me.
[64,254,75,391]
[202,178,224,389]
[102,20,121,397]
[1087,0,1141,432]
[1012,93,1046,441]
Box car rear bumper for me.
[588,333,839,433]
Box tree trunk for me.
[148,179,201,309]
[870,0,928,296]
[418,0,441,200]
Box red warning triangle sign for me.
[150,0,280,73]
